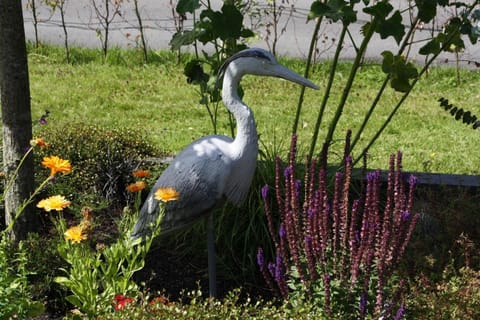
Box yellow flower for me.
[42,156,71,177]
[37,195,71,212]
[30,137,49,148]
[126,181,146,192]
[154,187,179,202]
[64,225,87,243]
[132,169,150,178]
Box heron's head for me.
[217,48,319,90]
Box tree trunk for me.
[0,0,37,241]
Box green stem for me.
[308,25,348,160]
[353,25,465,166]
[1,147,33,202]
[292,16,323,135]
[350,17,420,152]
[3,176,53,234]
[324,20,377,148]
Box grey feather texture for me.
[132,48,319,240]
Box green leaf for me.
[184,60,209,85]
[218,3,245,40]
[53,276,71,285]
[415,0,437,23]
[176,0,200,15]
[309,0,357,24]
[26,302,45,318]
[381,51,418,92]
[419,37,441,55]
[198,4,251,42]
[381,50,394,73]
[376,10,405,44]
[363,1,393,20]
[443,17,465,52]
[170,30,199,51]
[309,1,330,20]
[65,295,83,308]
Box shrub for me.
[34,123,161,207]
[408,266,480,319]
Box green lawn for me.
[27,45,480,175]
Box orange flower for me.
[154,187,179,202]
[41,156,71,176]
[132,169,150,178]
[126,181,146,192]
[64,225,87,243]
[30,137,49,148]
[37,195,71,212]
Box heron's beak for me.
[273,64,319,90]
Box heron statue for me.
[132,48,319,297]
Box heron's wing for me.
[223,150,258,206]
[132,136,233,238]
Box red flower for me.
[114,294,134,311]
[149,295,173,308]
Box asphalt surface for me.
[21,0,479,67]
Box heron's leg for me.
[207,211,217,298]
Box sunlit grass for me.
[28,44,480,174]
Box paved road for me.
[22,0,479,67]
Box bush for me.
[34,123,161,207]
[408,266,480,319]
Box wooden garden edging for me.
[146,157,480,188]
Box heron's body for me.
[131,48,318,296]
[134,132,257,234]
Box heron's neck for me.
[222,70,258,151]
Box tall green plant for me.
[0,139,64,318]
[170,0,254,134]
[296,0,480,161]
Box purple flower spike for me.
[409,174,418,186]
[294,179,301,191]
[401,210,411,221]
[359,292,367,315]
[275,255,285,283]
[257,247,265,267]
[367,170,380,182]
[279,224,286,239]
[268,262,275,277]
[261,184,269,200]
[305,235,312,246]
[308,207,315,219]
[394,302,406,320]
[284,165,293,177]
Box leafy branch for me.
[170,0,254,135]
[294,0,480,163]
[438,97,480,130]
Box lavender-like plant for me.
[257,132,419,319]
